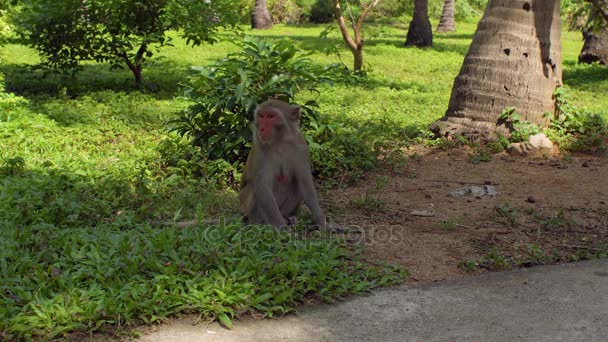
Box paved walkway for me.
[138,259,608,342]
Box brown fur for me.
[239,100,334,231]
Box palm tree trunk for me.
[579,7,608,65]
[251,0,273,29]
[431,0,562,140]
[436,0,455,33]
[405,0,433,47]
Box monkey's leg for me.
[253,181,288,230]
[279,194,300,226]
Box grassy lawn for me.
[1,20,607,339]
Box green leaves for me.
[166,36,341,183]
[0,223,404,339]
[500,107,540,143]
[14,0,240,85]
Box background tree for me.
[579,6,608,64]
[589,0,608,21]
[405,0,432,47]
[432,0,562,139]
[14,0,239,87]
[334,0,380,71]
[252,0,273,29]
[436,0,455,32]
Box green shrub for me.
[269,0,304,23]
[310,0,341,23]
[454,0,485,21]
[375,0,410,17]
[545,87,608,153]
[166,36,344,183]
[500,107,540,143]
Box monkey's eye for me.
[260,112,278,121]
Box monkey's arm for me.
[296,167,327,230]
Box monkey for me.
[239,99,340,232]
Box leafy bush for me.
[500,107,540,143]
[0,8,11,42]
[269,0,304,23]
[375,0,410,17]
[454,0,485,21]
[310,0,339,23]
[166,36,345,183]
[305,118,376,183]
[545,88,608,153]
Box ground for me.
[326,147,608,284]
[75,147,608,341]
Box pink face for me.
[257,110,279,142]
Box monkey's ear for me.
[289,105,301,122]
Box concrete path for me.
[139,260,608,342]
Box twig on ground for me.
[557,244,604,252]
[421,179,497,186]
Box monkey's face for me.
[256,109,284,144]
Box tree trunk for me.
[579,8,608,65]
[436,0,455,33]
[405,0,433,47]
[353,47,363,71]
[251,0,273,29]
[431,0,562,140]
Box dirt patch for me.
[326,147,608,284]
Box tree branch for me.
[334,0,358,52]
[344,0,357,36]
[135,42,148,64]
[355,0,380,38]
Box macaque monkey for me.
[239,100,338,231]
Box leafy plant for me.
[468,148,492,164]
[353,175,389,212]
[459,259,479,272]
[492,202,520,227]
[166,36,344,183]
[485,134,511,153]
[500,107,540,143]
[545,87,607,153]
[480,248,512,271]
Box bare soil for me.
[326,147,608,284]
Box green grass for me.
[1,20,607,339]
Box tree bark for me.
[589,0,608,23]
[405,0,433,47]
[251,0,273,30]
[431,0,562,140]
[436,0,455,33]
[579,7,608,65]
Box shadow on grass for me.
[0,166,236,228]
[254,32,472,60]
[562,61,608,91]
[0,60,192,100]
